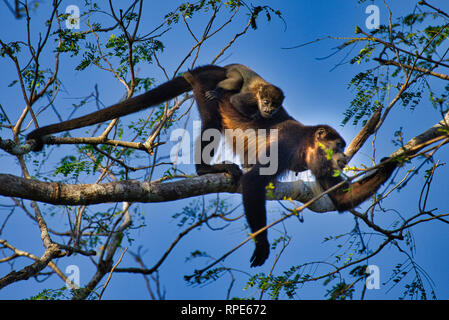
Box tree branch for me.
[0,110,448,214]
[0,242,63,290]
[345,106,382,161]
[374,57,449,81]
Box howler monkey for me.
[183,70,397,267]
[26,64,397,267]
[205,64,284,119]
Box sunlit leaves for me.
[342,7,449,126]
[54,29,86,56]
[55,155,91,178]
[345,69,382,126]
[0,41,21,57]
[164,0,282,31]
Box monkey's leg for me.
[194,134,242,182]
[183,71,243,182]
[205,69,243,101]
[229,93,259,118]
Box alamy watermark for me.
[170,120,279,175]
[365,265,380,290]
[365,5,380,30]
[65,264,80,289]
[66,5,80,30]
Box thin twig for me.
[98,247,128,300]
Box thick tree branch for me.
[345,106,382,161]
[0,173,235,205]
[0,172,332,211]
[0,114,448,215]
[0,243,63,289]
[390,110,449,158]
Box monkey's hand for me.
[205,90,222,101]
[250,237,270,267]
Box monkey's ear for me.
[315,127,327,140]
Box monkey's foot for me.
[250,237,270,267]
[26,131,45,151]
[196,163,242,183]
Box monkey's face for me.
[258,96,277,118]
[309,126,347,178]
[257,85,285,118]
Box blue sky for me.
[0,0,449,300]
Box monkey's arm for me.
[240,151,291,267]
[318,159,397,212]
[240,165,274,267]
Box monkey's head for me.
[306,126,347,179]
[256,85,285,118]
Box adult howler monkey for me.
[183,70,397,267]
[26,64,397,267]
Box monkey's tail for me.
[26,64,225,151]
[26,76,190,143]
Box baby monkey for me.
[205,64,284,119]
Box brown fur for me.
[216,64,284,118]
[185,71,397,266]
[27,64,397,267]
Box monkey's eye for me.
[263,100,270,105]
[336,142,344,151]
